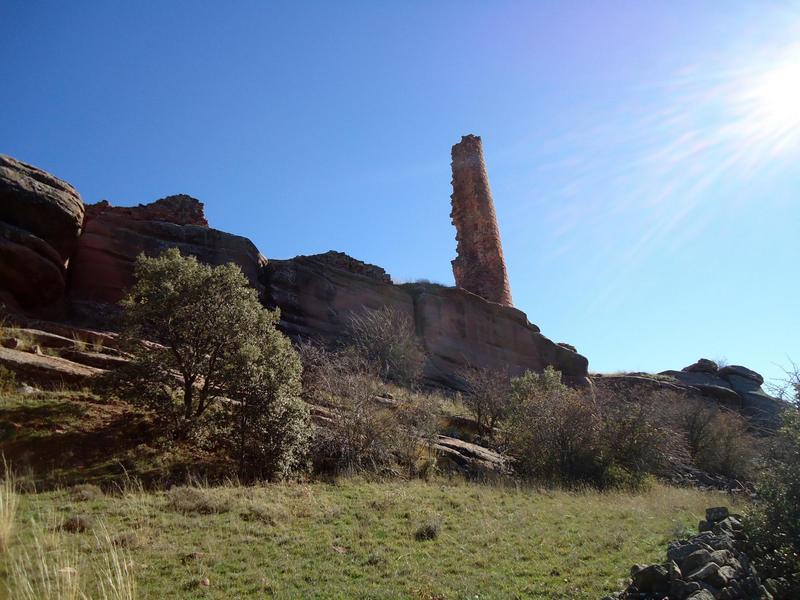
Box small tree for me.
[116,249,309,482]
[347,306,425,387]
[460,366,511,436]
[119,249,267,435]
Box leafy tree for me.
[117,249,309,481]
[119,249,267,435]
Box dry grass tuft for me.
[0,457,18,552]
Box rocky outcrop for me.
[450,135,513,307]
[69,196,267,307]
[264,253,415,342]
[0,346,102,387]
[0,155,85,310]
[264,253,589,387]
[661,360,783,429]
[602,507,774,600]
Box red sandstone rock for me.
[450,135,513,307]
[0,155,84,310]
[69,196,266,305]
[264,254,588,387]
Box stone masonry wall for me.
[450,134,513,307]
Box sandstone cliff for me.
[0,152,589,388]
[264,253,589,387]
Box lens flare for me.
[732,43,800,155]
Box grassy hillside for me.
[2,479,741,599]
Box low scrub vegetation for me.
[745,369,800,596]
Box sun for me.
[735,43,800,152]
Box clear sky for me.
[2,1,798,385]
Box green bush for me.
[505,368,666,488]
[113,248,308,480]
[746,407,800,596]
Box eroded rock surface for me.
[265,253,589,387]
[0,155,85,309]
[69,196,266,306]
[450,135,513,307]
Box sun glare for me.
[734,43,800,153]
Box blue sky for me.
[2,1,798,384]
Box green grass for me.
[2,478,742,599]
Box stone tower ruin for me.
[450,134,513,306]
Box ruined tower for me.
[450,134,513,306]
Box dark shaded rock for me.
[0,154,84,260]
[682,549,714,575]
[684,358,719,374]
[719,365,764,385]
[0,155,84,310]
[631,564,669,593]
[0,221,66,308]
[706,507,730,523]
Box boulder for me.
[719,365,764,385]
[264,253,589,388]
[68,196,267,308]
[0,154,85,260]
[0,222,66,307]
[683,358,719,374]
[0,155,84,309]
[661,361,784,429]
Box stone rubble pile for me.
[602,507,774,600]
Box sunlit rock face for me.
[68,196,266,306]
[264,253,589,388]
[450,135,513,307]
[0,155,85,310]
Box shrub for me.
[221,316,310,480]
[304,345,439,476]
[460,366,511,436]
[506,369,666,487]
[117,249,271,437]
[673,396,756,479]
[505,367,604,484]
[595,387,668,485]
[347,306,425,387]
[309,350,398,473]
[746,406,800,595]
[414,520,440,541]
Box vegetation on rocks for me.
[745,373,800,596]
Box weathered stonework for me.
[450,135,513,307]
